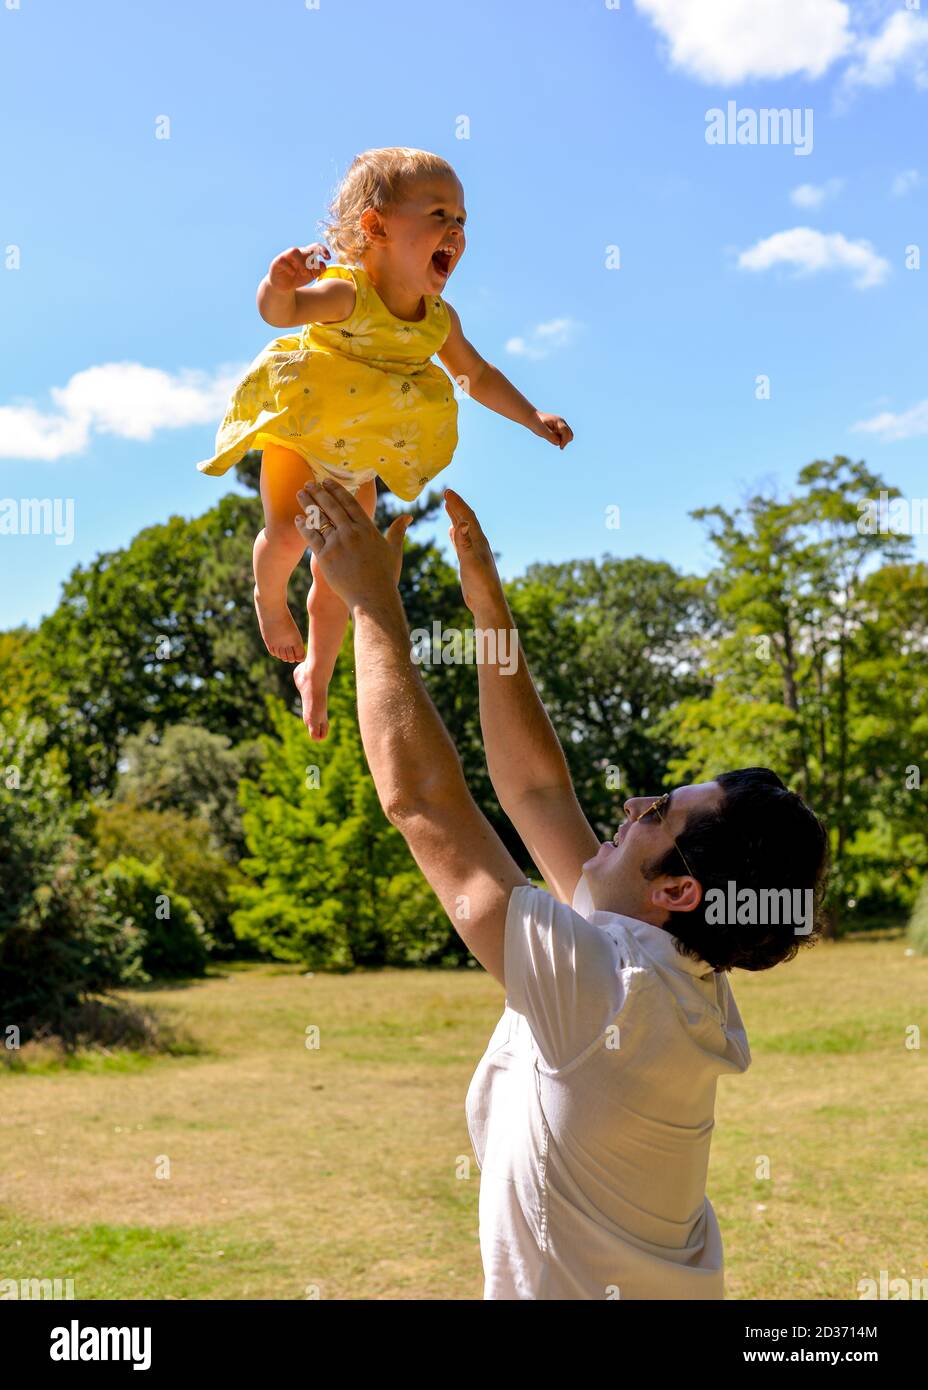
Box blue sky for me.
[1,0,926,628]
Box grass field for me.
[2,932,926,1300]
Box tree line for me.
[2,452,926,1045]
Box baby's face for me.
[381,174,467,293]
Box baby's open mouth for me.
[431,247,455,277]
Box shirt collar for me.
[588,910,716,981]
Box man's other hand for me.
[443,489,505,616]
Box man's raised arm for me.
[443,491,599,903]
[294,480,527,987]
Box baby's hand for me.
[532,412,574,449]
[268,243,331,291]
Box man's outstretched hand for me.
[295,480,411,607]
[294,480,506,617]
[443,489,506,616]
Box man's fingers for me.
[308,475,369,522]
[316,479,368,526]
[296,487,333,530]
[294,512,326,556]
[443,488,483,534]
[449,521,472,553]
[386,514,412,549]
[445,489,492,554]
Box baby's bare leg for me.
[293,478,378,740]
[254,444,315,662]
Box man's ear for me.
[650,876,703,916]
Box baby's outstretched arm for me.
[438,304,574,449]
[256,242,356,328]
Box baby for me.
[197,146,573,739]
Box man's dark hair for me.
[643,768,828,973]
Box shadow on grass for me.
[1,995,207,1076]
[129,971,228,993]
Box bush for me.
[0,716,145,1044]
[906,878,928,956]
[100,857,210,979]
[92,798,246,955]
[1,843,146,1044]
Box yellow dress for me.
[196,263,459,501]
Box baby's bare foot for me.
[294,660,330,740]
[254,586,306,663]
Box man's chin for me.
[584,841,618,873]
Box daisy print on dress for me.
[320,431,362,465]
[392,321,422,346]
[336,315,376,350]
[234,374,265,417]
[383,417,423,457]
[285,411,322,439]
[267,351,309,389]
[387,375,420,412]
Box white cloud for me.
[0,361,243,461]
[892,168,921,197]
[844,10,928,88]
[790,178,845,208]
[852,400,928,441]
[633,0,852,83]
[505,318,575,360]
[737,227,890,289]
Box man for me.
[294,479,828,1301]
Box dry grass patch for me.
[1,936,925,1299]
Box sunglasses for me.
[631,793,696,879]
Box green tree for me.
[31,493,294,792]
[506,556,712,835]
[28,482,484,800]
[665,457,923,931]
[232,655,453,969]
[115,722,260,856]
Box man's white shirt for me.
[465,877,752,1300]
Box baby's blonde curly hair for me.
[320,147,459,266]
